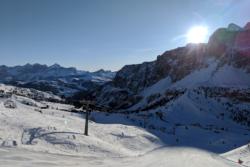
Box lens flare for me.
[187,26,208,43]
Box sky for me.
[0,0,250,71]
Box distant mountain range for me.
[0,63,115,96]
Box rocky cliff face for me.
[234,22,250,58]
[113,43,207,93]
[113,62,156,92]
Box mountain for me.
[93,22,250,108]
[0,63,115,97]
[87,22,250,142]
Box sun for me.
[187,26,208,43]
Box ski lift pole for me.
[84,109,89,136]
[84,103,90,136]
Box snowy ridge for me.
[0,84,61,102]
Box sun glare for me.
[187,26,208,43]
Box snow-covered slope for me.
[172,61,250,88]
[135,58,250,100]
[222,144,250,166]
[0,85,247,167]
[0,85,161,157]
[0,84,61,102]
[126,87,250,152]
[0,147,243,167]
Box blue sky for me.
[0,0,250,71]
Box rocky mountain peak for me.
[49,63,61,69]
[227,23,242,31]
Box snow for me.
[0,86,248,166]
[132,89,249,151]
[0,147,243,167]
[140,77,172,97]
[0,84,61,101]
[210,65,250,87]
[172,61,250,88]
[171,59,218,88]
[0,100,160,156]
[222,144,250,166]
